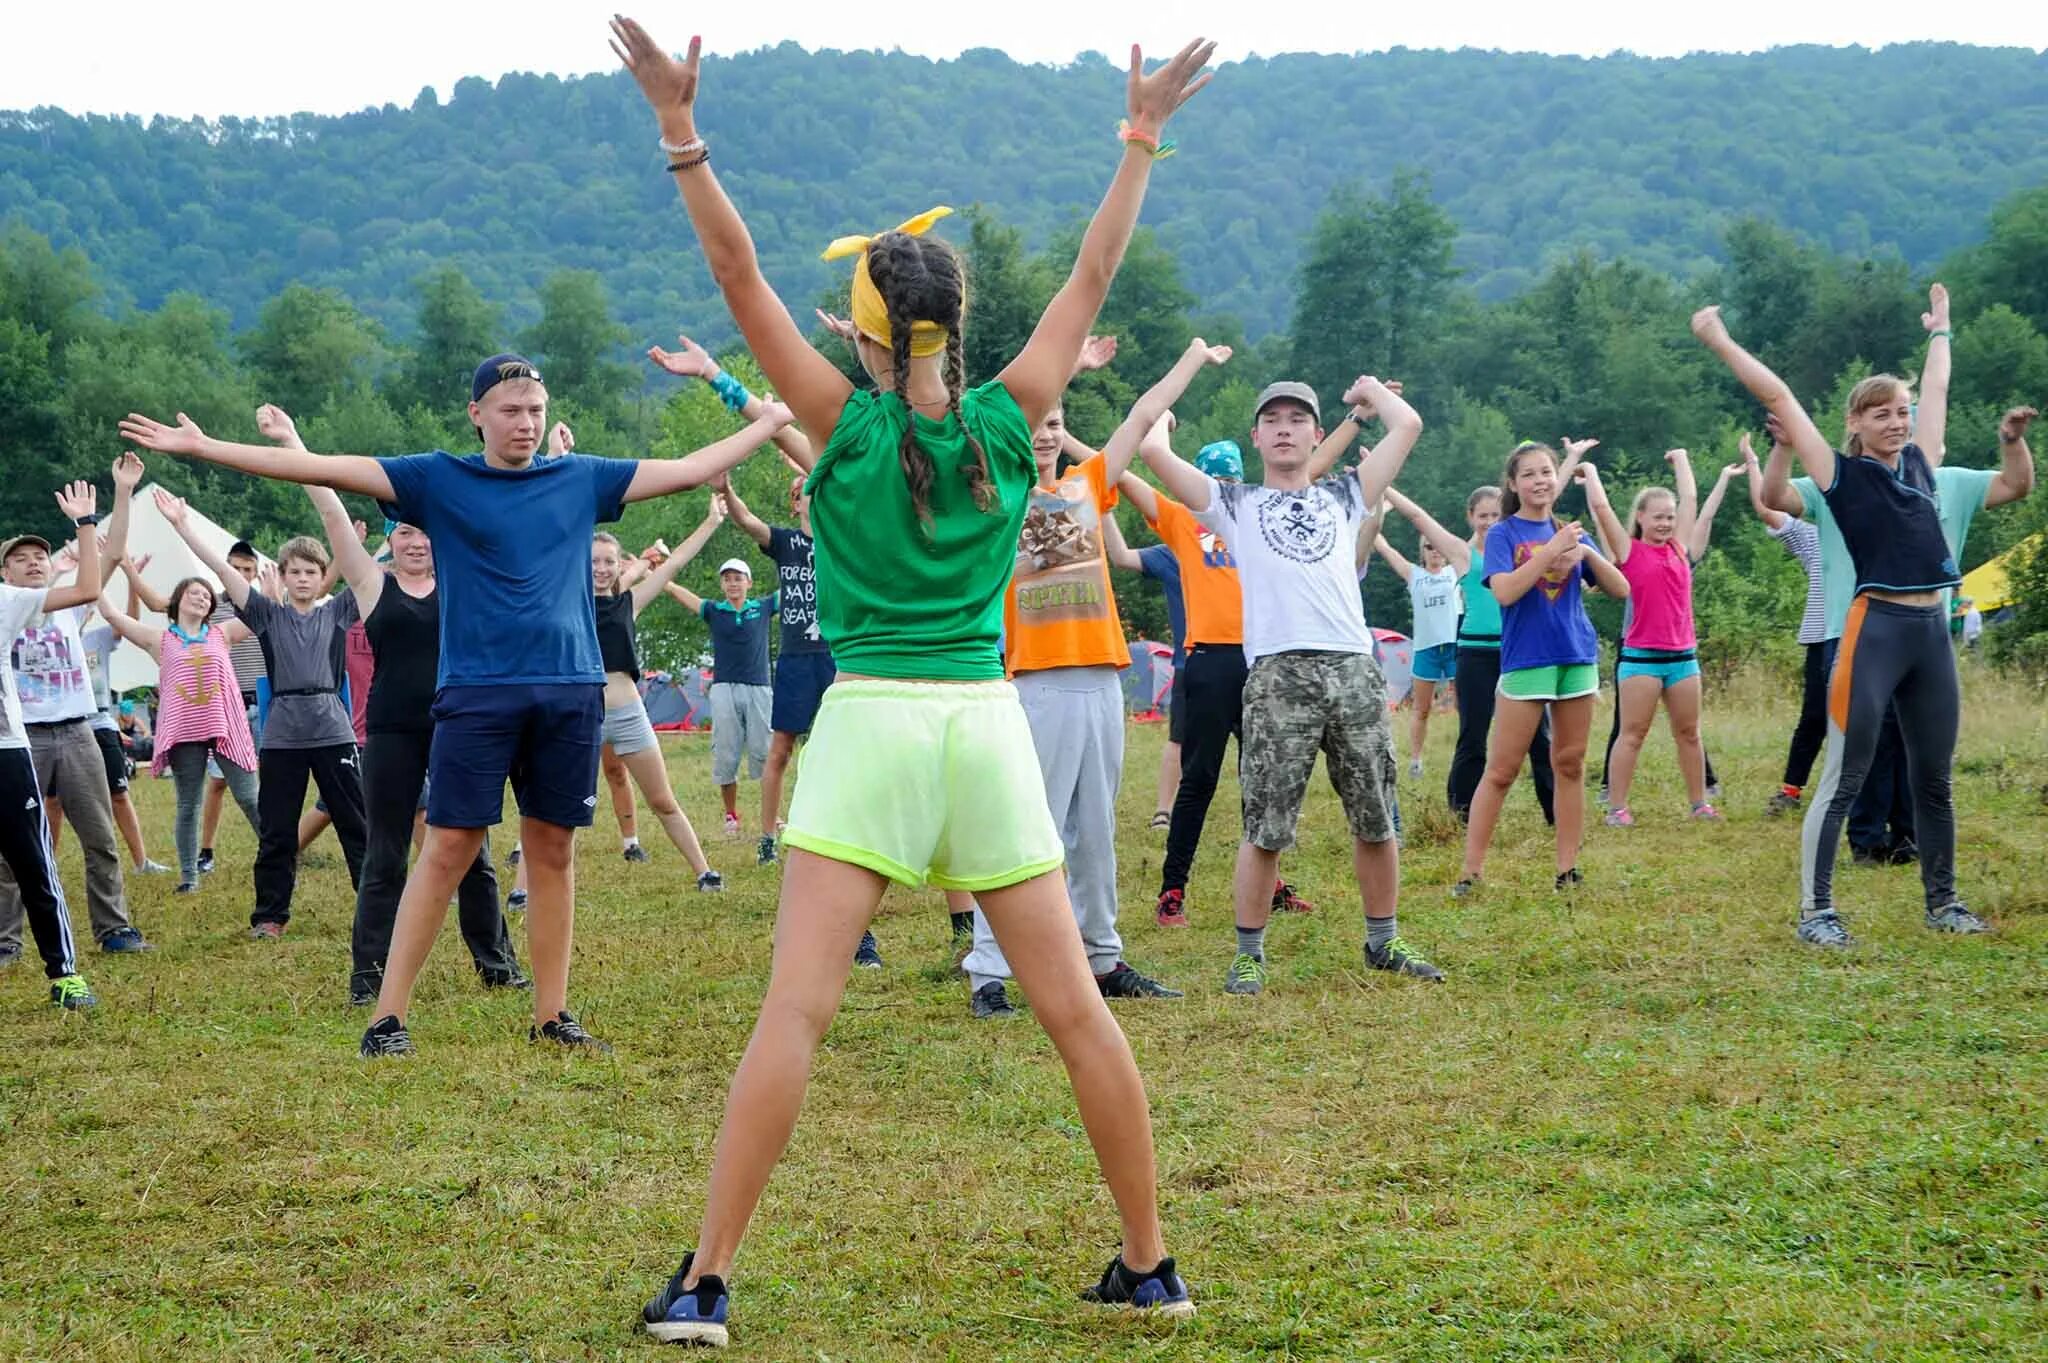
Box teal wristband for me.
[710,371,751,413]
[1931,329,1953,339]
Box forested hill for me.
[5,41,2047,340]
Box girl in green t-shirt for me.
[613,15,1213,1345]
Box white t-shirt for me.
[1408,566,1460,651]
[1196,472,1373,662]
[0,584,51,749]
[11,603,97,725]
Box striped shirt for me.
[1769,518,1827,646]
[149,625,258,778]
[210,596,268,696]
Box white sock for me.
[622,835,640,850]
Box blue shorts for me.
[1411,642,1456,683]
[1616,649,1701,689]
[425,683,603,829]
[771,652,837,736]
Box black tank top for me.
[364,580,439,735]
[1821,444,1960,597]
[595,593,641,681]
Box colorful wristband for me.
[710,371,752,413]
[1117,119,1177,161]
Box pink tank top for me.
[150,624,258,777]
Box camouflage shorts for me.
[1240,649,1397,850]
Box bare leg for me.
[370,824,488,1022]
[1458,698,1547,881]
[1232,842,1282,932]
[760,731,798,836]
[1549,697,1594,875]
[622,746,711,875]
[111,790,150,867]
[1663,675,1709,805]
[46,797,64,852]
[1409,682,1436,764]
[1154,740,1181,814]
[202,777,226,850]
[719,782,739,821]
[603,746,637,844]
[520,818,578,1024]
[1355,836,1397,919]
[411,808,426,859]
[1605,676,1663,813]
[298,806,331,853]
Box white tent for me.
[103,483,273,692]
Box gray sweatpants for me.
[0,719,133,951]
[964,665,1124,984]
[709,682,772,786]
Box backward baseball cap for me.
[1253,380,1321,424]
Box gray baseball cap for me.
[1253,380,1321,424]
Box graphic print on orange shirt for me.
[1514,539,1573,603]
[1005,453,1127,673]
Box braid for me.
[870,237,937,527]
[945,325,993,512]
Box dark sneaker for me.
[196,849,216,875]
[1796,912,1853,949]
[1096,962,1183,999]
[50,974,98,1010]
[479,965,532,990]
[248,921,284,941]
[349,976,378,1007]
[1155,887,1188,928]
[1223,952,1267,996]
[1365,937,1445,983]
[0,947,21,970]
[643,1251,730,1347]
[1555,868,1583,891]
[1887,839,1920,866]
[853,931,884,970]
[697,870,725,893]
[1926,901,1990,935]
[1849,843,1889,868]
[1450,877,1479,900]
[100,926,152,953]
[1764,791,1801,818]
[174,881,198,895]
[506,843,522,867]
[622,844,652,865]
[1079,1254,1195,1317]
[756,835,777,866]
[1271,880,1315,915]
[506,888,528,911]
[970,980,1016,1019]
[531,1010,612,1054]
[359,1014,415,1058]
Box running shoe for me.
[50,974,97,1010]
[1796,912,1853,949]
[1926,901,1990,935]
[1887,839,1920,866]
[1149,809,1171,831]
[1365,937,1445,982]
[506,888,528,911]
[359,1014,415,1058]
[196,849,216,875]
[1597,785,1610,811]
[1603,808,1635,828]
[133,858,173,876]
[853,931,884,969]
[100,926,152,953]
[348,982,377,1008]
[696,870,724,893]
[1096,962,1182,999]
[1689,802,1723,822]
[1155,887,1188,928]
[1764,791,1801,818]
[970,981,1016,1019]
[1272,880,1315,915]
[1849,843,1889,868]
[478,965,531,991]
[622,843,652,864]
[1555,868,1583,891]
[174,881,198,895]
[506,843,522,867]
[755,834,777,866]
[1223,952,1267,996]
[1079,1254,1195,1317]
[1408,758,1424,780]
[642,1251,730,1347]
[1450,877,1479,900]
[722,813,742,840]
[248,921,284,941]
[0,947,20,970]
[531,1010,612,1054]
[1706,779,1722,802]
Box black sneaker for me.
[696,870,725,893]
[1365,937,1446,983]
[1887,839,1920,866]
[622,843,652,864]
[1450,877,1479,900]
[853,931,884,969]
[196,848,215,875]
[642,1251,730,1347]
[174,881,198,895]
[1555,868,1583,891]
[348,979,378,1007]
[756,834,777,867]
[506,888,528,912]
[479,965,532,991]
[1079,1254,1195,1317]
[970,980,1017,1019]
[1849,844,1889,868]
[1096,962,1183,999]
[531,1010,612,1054]
[1764,791,1801,818]
[359,1014,415,1058]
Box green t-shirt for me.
[1791,475,1856,642]
[1934,465,1996,614]
[1455,553,1502,646]
[806,381,1036,680]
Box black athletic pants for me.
[1160,645,1250,895]
[1848,702,1915,852]
[252,743,368,927]
[350,728,518,995]
[1446,646,1556,824]
[1781,640,1831,790]
[0,747,77,978]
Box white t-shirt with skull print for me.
[1195,472,1373,663]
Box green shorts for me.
[782,679,1064,892]
[1499,663,1599,702]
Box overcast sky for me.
[5,0,2041,119]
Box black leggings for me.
[1160,645,1248,895]
[253,743,368,927]
[1781,640,1831,790]
[1446,646,1555,824]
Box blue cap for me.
[1196,440,1245,481]
[471,353,542,403]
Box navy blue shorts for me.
[771,652,837,736]
[426,683,603,829]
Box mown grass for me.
[4,661,2046,1361]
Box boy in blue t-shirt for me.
[120,354,790,1057]
[667,547,777,840]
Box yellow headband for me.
[822,206,955,360]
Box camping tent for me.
[1122,639,1175,719]
[641,669,712,730]
[1372,628,1413,706]
[1959,532,2037,614]
[106,483,275,693]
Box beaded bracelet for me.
[666,149,711,173]
[1117,119,1177,161]
[710,371,752,413]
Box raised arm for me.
[991,41,1216,428]
[1383,486,1470,574]
[1116,468,1161,525]
[648,334,819,473]
[155,487,248,609]
[42,483,103,611]
[1580,539,1630,600]
[1100,505,1143,573]
[1916,283,1952,469]
[714,474,773,550]
[1667,448,1699,549]
[1348,376,1424,507]
[98,451,144,567]
[1309,380,1405,481]
[1100,341,1231,482]
[254,404,385,614]
[1692,306,1835,487]
[1987,406,2038,509]
[1138,424,1215,513]
[1690,460,1742,561]
[1577,463,1629,564]
[634,502,727,614]
[119,555,170,616]
[116,412,394,500]
[93,591,163,658]
[1372,534,1415,582]
[624,404,792,504]
[1739,435,1789,529]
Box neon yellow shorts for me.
[782,679,1065,892]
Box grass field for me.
[5,663,2047,1361]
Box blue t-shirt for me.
[378,451,637,687]
[1136,543,1187,670]
[701,595,777,687]
[1482,515,1601,672]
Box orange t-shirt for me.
[1004,451,1129,673]
[1149,494,1243,648]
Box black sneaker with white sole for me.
[1796,912,1853,949]
[1095,962,1182,999]
[1365,938,1446,982]
[1079,1254,1195,1317]
[531,1010,612,1053]
[853,931,883,969]
[970,980,1017,1019]
[359,1014,415,1058]
[642,1251,730,1347]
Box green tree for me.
[520,270,634,422]
[396,266,502,413]
[239,284,387,416]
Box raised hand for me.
[758,400,795,430]
[1763,412,1789,447]
[643,538,673,563]
[118,411,208,457]
[1999,405,2037,442]
[1664,448,1691,466]
[130,552,154,574]
[609,18,700,137]
[814,309,859,344]
[54,480,97,521]
[1690,305,1732,348]
[152,487,188,528]
[1718,460,1747,481]
[1545,520,1583,559]
[649,334,717,379]
[1923,282,1951,335]
[707,494,729,524]
[351,519,369,544]
[548,421,575,455]
[1562,437,1600,461]
[258,561,280,599]
[254,404,302,446]
[112,451,145,490]
[52,542,79,574]
[1187,337,1232,367]
[1073,335,1120,375]
[1126,37,1218,137]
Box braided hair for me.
[863,231,993,527]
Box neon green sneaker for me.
[1223,953,1267,996]
[50,974,98,1010]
